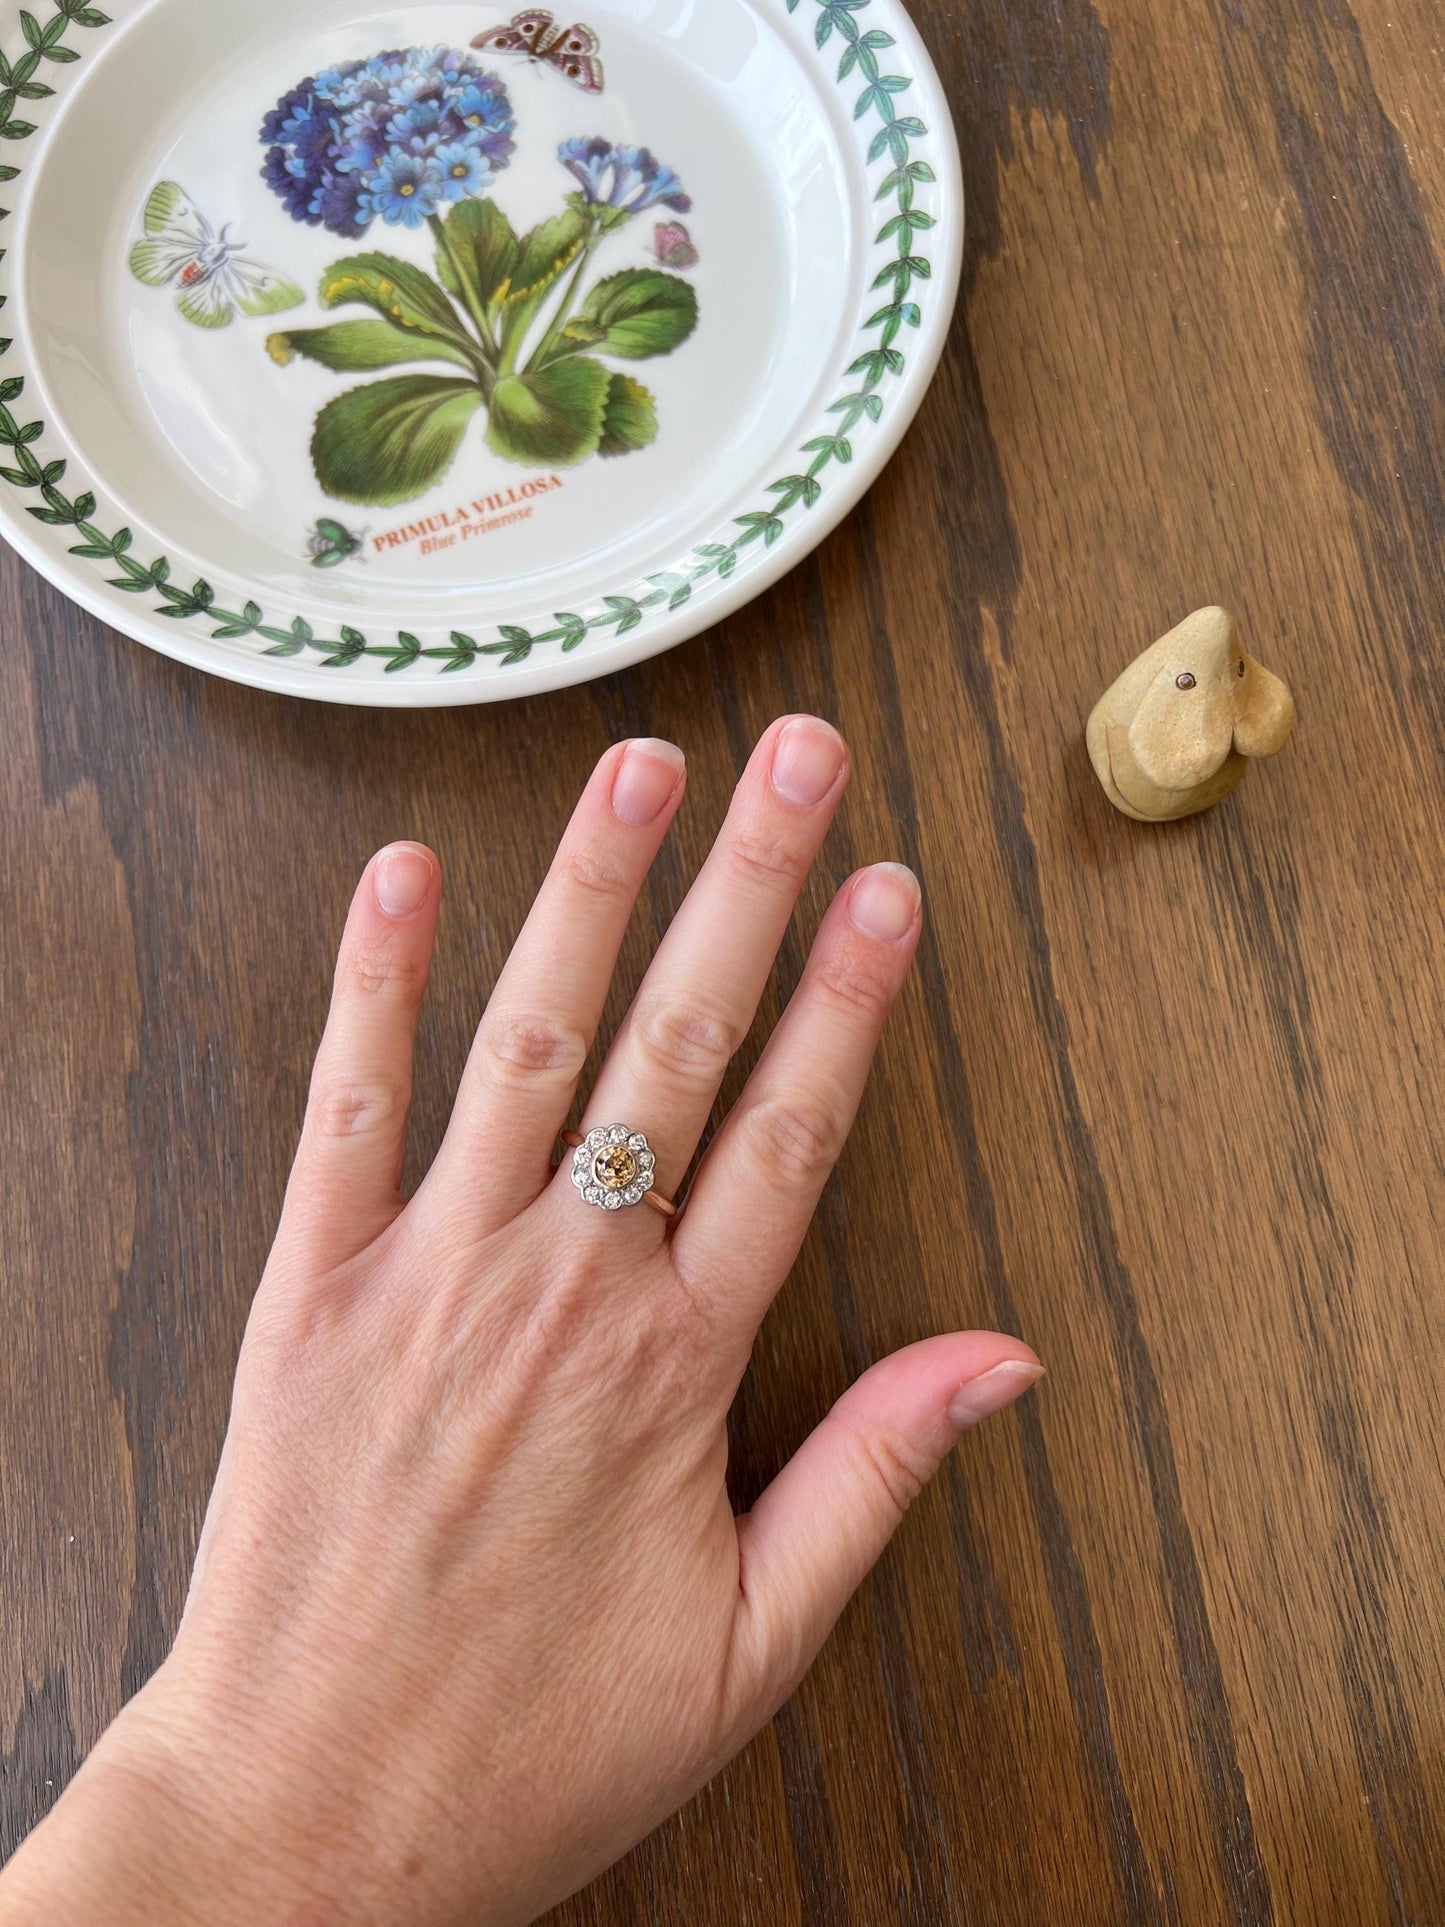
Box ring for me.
[563,1126,676,1217]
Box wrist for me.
[2,1671,365,1927]
[1,1683,296,1927]
[0,1662,518,1927]
[1,1723,208,1925]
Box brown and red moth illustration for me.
[472,10,604,93]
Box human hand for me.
[1,717,1041,1927]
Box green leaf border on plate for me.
[0,0,938,674]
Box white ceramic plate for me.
[0,0,961,703]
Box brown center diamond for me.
[594,1145,640,1191]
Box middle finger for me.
[425,737,686,1231]
[576,715,850,1201]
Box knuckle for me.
[309,1077,407,1143]
[846,1420,933,1522]
[479,1009,590,1089]
[338,939,429,1004]
[563,846,636,906]
[726,829,810,892]
[740,1094,845,1190]
[630,989,739,1086]
[811,955,894,1025]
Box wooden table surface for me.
[3,0,1441,1919]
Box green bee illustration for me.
[306,517,368,568]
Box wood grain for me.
[2,0,1442,1919]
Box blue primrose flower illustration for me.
[368,152,445,227]
[434,142,493,201]
[260,45,515,237]
[260,49,700,505]
[558,138,692,217]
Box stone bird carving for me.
[1087,607,1294,821]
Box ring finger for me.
[572,715,850,1208]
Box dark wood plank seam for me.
[0,1670,80,1861]
[1199,829,1435,1922]
[849,505,1163,1918]
[1208,0,1445,770]
[887,422,1273,1913]
[729,575,957,1922]
[12,579,208,1753]
[1202,1,1442,1906]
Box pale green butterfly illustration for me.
[129,181,304,330]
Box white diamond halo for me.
[570,1124,659,1211]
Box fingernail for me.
[948,1359,1045,1432]
[612,739,685,826]
[849,863,921,941]
[374,846,433,920]
[770,718,846,806]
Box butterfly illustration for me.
[129,181,304,330]
[472,10,604,92]
[652,221,698,270]
[306,518,369,568]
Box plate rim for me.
[0,0,964,706]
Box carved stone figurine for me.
[1087,606,1294,821]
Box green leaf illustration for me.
[435,199,519,313]
[597,373,658,456]
[485,623,534,664]
[312,376,483,505]
[319,253,473,352]
[384,631,422,673]
[735,510,785,548]
[648,570,693,611]
[561,269,698,360]
[498,208,590,362]
[442,632,479,671]
[600,594,644,636]
[268,319,475,374]
[486,355,610,467]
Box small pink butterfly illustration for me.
[652,221,698,270]
[472,10,604,93]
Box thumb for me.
[730,1335,1043,1716]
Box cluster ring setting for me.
[565,1126,676,1217]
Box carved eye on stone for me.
[1176,671,1197,690]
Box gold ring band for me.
[563,1128,676,1217]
